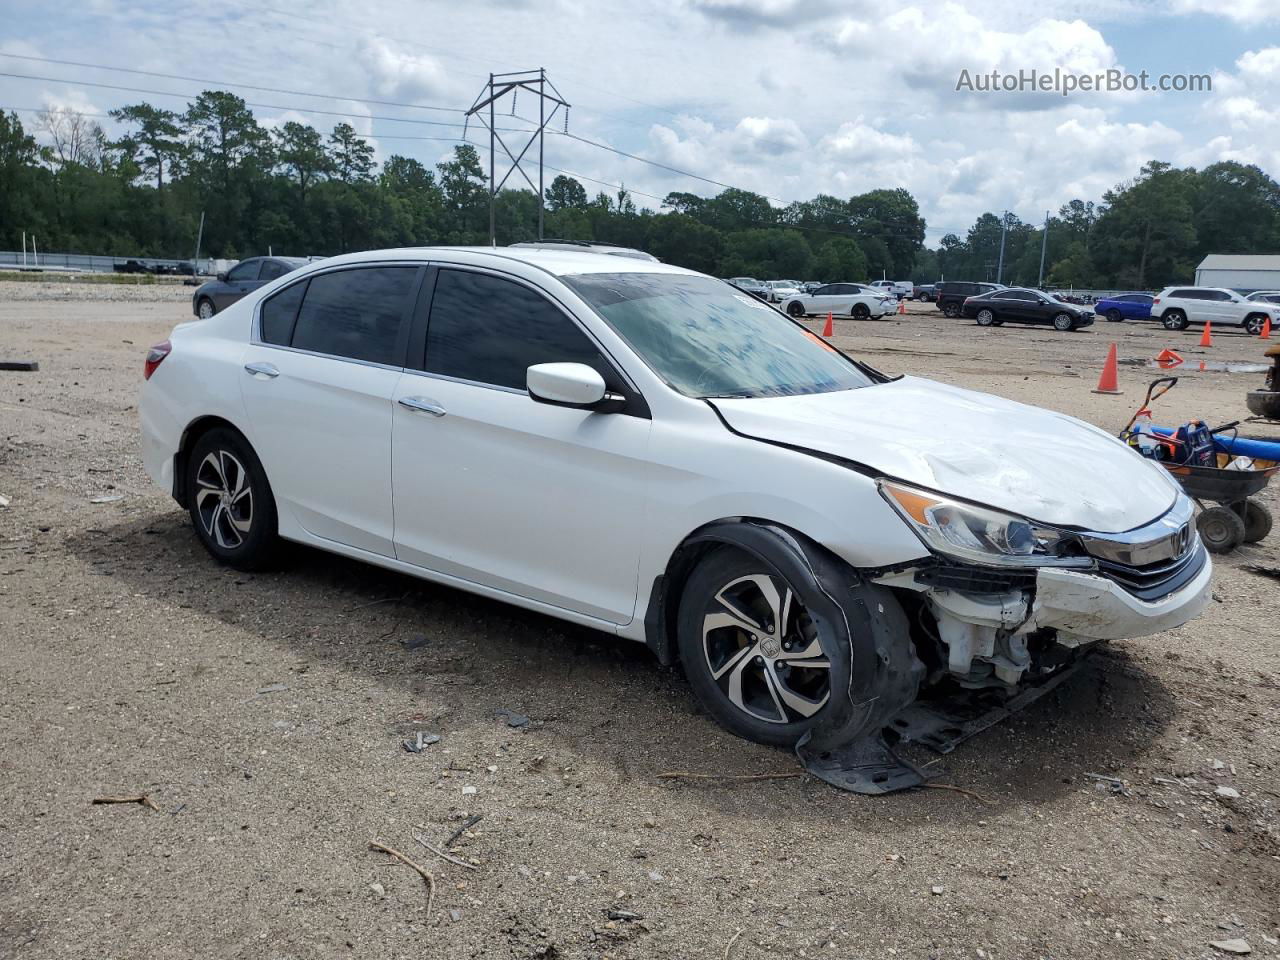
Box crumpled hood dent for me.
[711,376,1178,534]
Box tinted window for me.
[425,270,610,390]
[1004,290,1035,301]
[565,272,874,399]
[227,259,260,282]
[290,267,417,365]
[260,280,308,346]
[1211,290,1233,301]
[259,259,289,282]
[813,285,835,296]
[1169,289,1197,299]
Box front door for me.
[392,267,651,625]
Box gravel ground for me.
[1,287,1278,960]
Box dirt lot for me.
[1,281,1278,960]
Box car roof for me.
[287,246,702,279]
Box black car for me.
[191,256,309,319]
[961,287,1094,331]
[934,280,1005,317]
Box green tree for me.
[327,123,375,183]
[813,237,868,283]
[1092,161,1198,288]
[274,121,330,203]
[718,228,812,278]
[646,213,723,273]
[545,174,588,211]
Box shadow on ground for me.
[66,510,1179,820]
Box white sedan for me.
[779,282,896,320]
[139,246,1209,791]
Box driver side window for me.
[227,260,260,282]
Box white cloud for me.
[1171,0,1280,23]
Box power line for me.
[0,52,466,114]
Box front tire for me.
[197,298,216,320]
[1244,314,1268,336]
[677,547,836,748]
[1162,310,1189,331]
[1198,506,1246,554]
[186,428,280,570]
[1053,312,1075,331]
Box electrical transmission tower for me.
[466,69,570,246]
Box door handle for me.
[398,396,447,417]
[244,361,279,379]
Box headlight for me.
[879,481,1091,568]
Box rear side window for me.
[290,267,417,365]
[424,269,611,390]
[259,260,289,282]
[260,280,308,346]
[1169,289,1196,299]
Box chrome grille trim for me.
[1077,497,1195,567]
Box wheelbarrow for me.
[1121,377,1278,553]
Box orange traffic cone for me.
[822,311,834,337]
[1199,321,1213,347]
[897,299,906,315]
[1262,317,1272,339]
[1155,347,1183,367]
[1092,343,1123,395]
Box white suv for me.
[1152,286,1280,335]
[139,246,1210,792]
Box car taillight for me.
[144,340,171,380]
[1152,298,1160,304]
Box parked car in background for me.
[1246,290,1280,305]
[139,245,1210,774]
[114,259,152,274]
[509,239,658,262]
[1094,293,1154,323]
[913,283,937,302]
[728,277,769,298]
[764,280,803,303]
[1151,287,1280,335]
[934,281,1006,318]
[779,282,895,320]
[191,256,309,319]
[962,287,1095,331]
[802,281,822,294]
[869,279,913,300]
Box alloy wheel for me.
[194,450,253,549]
[976,308,995,326]
[701,573,830,725]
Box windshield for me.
[564,272,875,399]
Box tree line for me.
[0,91,1276,289]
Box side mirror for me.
[216,271,228,281]
[527,363,618,411]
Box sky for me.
[2,0,1278,245]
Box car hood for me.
[710,376,1178,533]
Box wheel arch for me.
[172,415,257,509]
[641,517,856,667]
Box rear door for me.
[239,264,422,556]
[391,266,652,625]
[217,258,262,310]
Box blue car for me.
[1095,293,1154,322]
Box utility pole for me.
[21,231,26,267]
[466,69,570,247]
[193,211,205,275]
[996,211,1008,284]
[1037,210,1049,287]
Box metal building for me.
[1194,254,1280,292]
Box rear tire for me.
[197,298,216,320]
[1162,310,1189,331]
[186,428,281,571]
[786,301,806,318]
[852,302,870,320]
[1106,309,1122,323]
[1198,506,1246,554]
[943,302,961,318]
[976,308,996,327]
